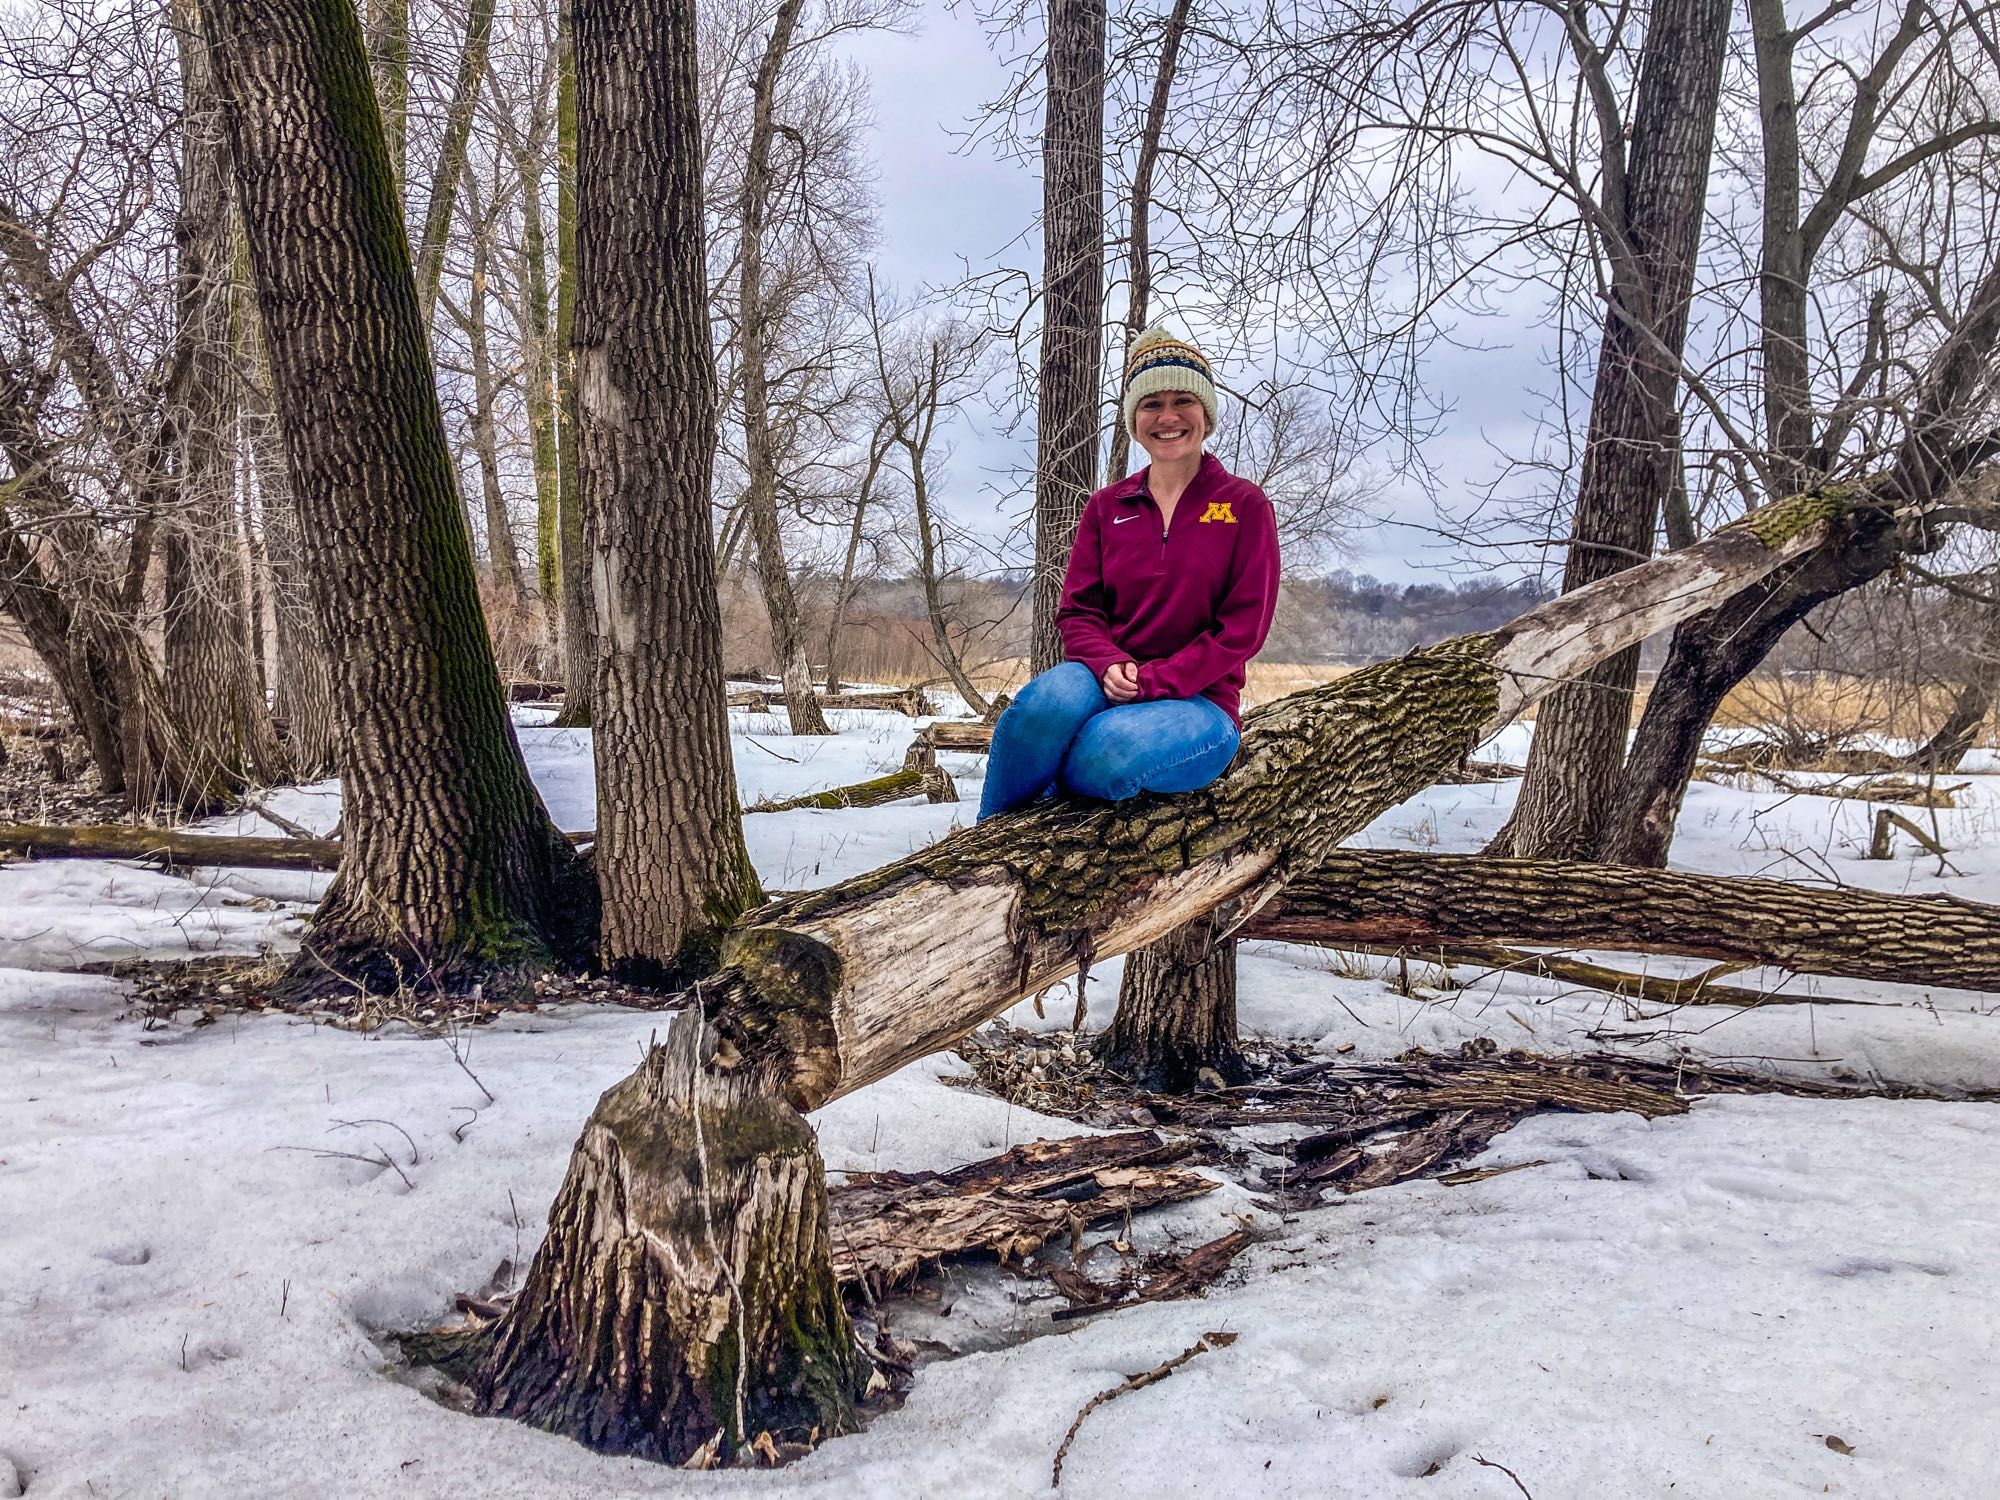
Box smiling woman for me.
[979,329,1281,820]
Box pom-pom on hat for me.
[1121,328,1219,439]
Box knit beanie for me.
[1121,328,1219,439]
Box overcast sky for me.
[839,11,1555,586]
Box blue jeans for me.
[976,662,1241,820]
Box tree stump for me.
[470,1009,863,1463]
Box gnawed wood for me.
[1869,808,1957,866]
[1244,850,2000,993]
[826,1130,1215,1293]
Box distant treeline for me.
[716,570,1552,685]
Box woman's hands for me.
[1101,660,1142,703]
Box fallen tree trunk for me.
[450,490,1856,1463]
[1242,849,2000,992]
[0,766,960,874]
[0,821,343,871]
[709,491,1851,1114]
[748,767,953,813]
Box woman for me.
[978,329,1280,820]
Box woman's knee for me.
[1061,702,1238,801]
[1001,662,1104,735]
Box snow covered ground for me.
[4,703,1999,1498]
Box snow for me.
[4,703,1999,1497]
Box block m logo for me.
[1199,502,1237,524]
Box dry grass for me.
[876,655,1994,748]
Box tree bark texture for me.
[207,0,592,992]
[1243,849,2000,993]
[735,0,830,737]
[1097,904,1248,1092]
[164,10,284,795]
[1501,0,1731,860]
[550,14,593,728]
[470,1011,863,1462]
[573,0,762,979]
[1030,0,1106,674]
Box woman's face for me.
[1133,390,1208,464]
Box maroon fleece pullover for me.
[1055,452,1280,725]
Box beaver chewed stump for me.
[458,1011,865,1464]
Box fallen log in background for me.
[0,764,965,874]
[1241,849,2000,992]
[0,821,344,872]
[1322,938,1882,1007]
[749,766,956,812]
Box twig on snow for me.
[1473,1453,1536,1498]
[329,1117,420,1165]
[1051,1331,1236,1487]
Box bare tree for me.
[735,0,832,734]
[866,277,998,714]
[568,0,764,980]
[1493,0,1733,860]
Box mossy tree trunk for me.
[1097,905,1248,1092]
[206,0,592,995]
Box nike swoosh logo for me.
[1112,514,1137,524]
